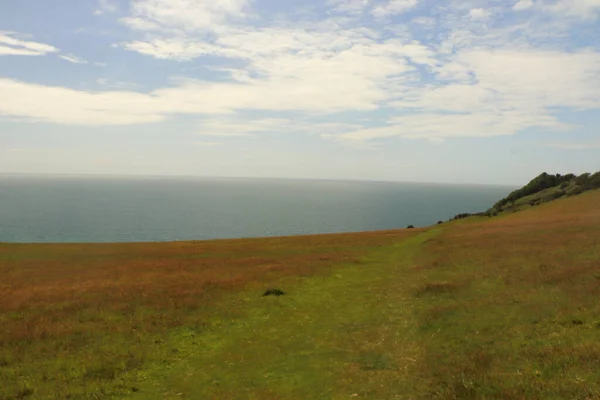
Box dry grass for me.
[0,230,413,398]
[408,190,600,399]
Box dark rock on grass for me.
[437,221,443,225]
[407,225,415,229]
[263,288,285,297]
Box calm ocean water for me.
[0,175,514,243]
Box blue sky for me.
[1,0,599,185]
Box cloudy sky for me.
[1,0,599,185]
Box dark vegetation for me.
[447,170,600,222]
[487,171,600,215]
[263,288,285,296]
[449,212,486,221]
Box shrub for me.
[568,186,584,196]
[575,173,591,186]
[541,190,565,203]
[263,288,285,296]
[451,213,472,220]
[491,172,576,211]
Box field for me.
[1,189,600,399]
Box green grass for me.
[131,230,439,400]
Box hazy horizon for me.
[0,172,521,187]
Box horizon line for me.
[0,172,519,187]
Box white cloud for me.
[455,50,600,110]
[542,0,600,19]
[118,26,420,114]
[0,48,405,124]
[0,32,59,56]
[196,119,282,137]
[0,78,174,125]
[411,16,436,27]
[94,0,119,15]
[196,118,363,137]
[119,17,163,32]
[331,49,600,142]
[96,78,141,89]
[469,8,492,19]
[372,0,418,17]
[121,38,221,60]
[3,0,600,148]
[122,0,251,32]
[59,54,88,64]
[328,0,372,14]
[512,0,533,11]
[331,111,568,142]
[4,14,600,145]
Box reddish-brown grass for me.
[408,190,600,399]
[0,230,412,342]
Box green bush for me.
[487,171,599,215]
[451,213,472,220]
[541,190,565,203]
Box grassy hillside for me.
[487,171,600,215]
[1,189,600,399]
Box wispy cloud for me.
[94,0,119,15]
[328,0,372,15]
[372,0,418,17]
[195,120,278,137]
[121,0,251,32]
[541,0,600,19]
[468,8,492,20]
[0,32,59,56]
[59,54,88,64]
[196,118,362,137]
[512,0,533,11]
[96,78,140,89]
[0,0,600,148]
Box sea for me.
[0,175,515,243]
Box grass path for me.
[133,229,440,399]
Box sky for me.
[1,0,599,185]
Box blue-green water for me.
[0,175,514,243]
